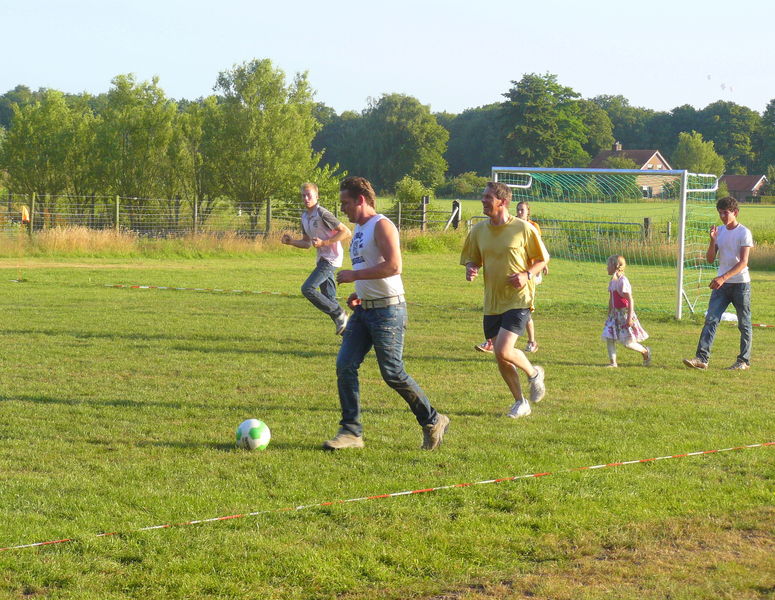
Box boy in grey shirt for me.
[282,183,351,334]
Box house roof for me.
[719,174,767,192]
[588,149,671,170]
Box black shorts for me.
[483,309,532,340]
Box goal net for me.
[491,167,719,319]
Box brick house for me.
[719,174,768,202]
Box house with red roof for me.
[719,174,768,203]
[589,142,673,197]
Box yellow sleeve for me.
[460,227,482,267]
[525,226,549,264]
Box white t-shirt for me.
[351,214,405,300]
[301,205,344,268]
[716,223,753,284]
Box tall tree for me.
[577,99,614,158]
[502,73,589,167]
[176,96,224,226]
[591,95,657,149]
[441,103,503,176]
[696,101,760,174]
[355,93,449,190]
[0,85,41,130]
[95,74,177,226]
[671,131,725,175]
[214,59,328,232]
[756,98,775,172]
[0,89,73,200]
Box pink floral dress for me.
[601,275,649,343]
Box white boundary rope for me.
[1,441,771,553]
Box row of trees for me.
[0,60,340,231]
[312,73,774,197]
[2,68,774,207]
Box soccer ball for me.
[235,419,271,451]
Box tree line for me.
[1,65,774,215]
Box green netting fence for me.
[491,168,719,318]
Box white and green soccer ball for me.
[235,419,271,451]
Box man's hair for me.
[486,181,512,203]
[716,196,739,212]
[300,182,318,194]
[340,176,376,207]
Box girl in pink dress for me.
[602,255,651,367]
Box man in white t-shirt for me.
[684,196,754,370]
[281,183,351,334]
[321,176,449,451]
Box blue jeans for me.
[301,259,343,320]
[336,303,437,436]
[696,282,752,365]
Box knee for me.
[379,365,407,387]
[301,284,315,299]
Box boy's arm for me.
[710,246,751,290]
[706,226,718,263]
[312,223,351,248]
[282,232,312,248]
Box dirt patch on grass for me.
[422,507,774,600]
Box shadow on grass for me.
[2,394,342,414]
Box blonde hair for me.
[607,254,626,278]
[300,182,318,194]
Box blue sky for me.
[2,0,772,114]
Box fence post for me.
[29,192,36,237]
[643,217,651,240]
[115,196,120,231]
[452,200,461,230]
[666,221,672,241]
[396,201,401,230]
[193,197,199,235]
[265,199,272,238]
[421,199,427,232]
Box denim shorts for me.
[483,308,531,339]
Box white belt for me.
[361,295,405,310]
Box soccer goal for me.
[491,167,719,319]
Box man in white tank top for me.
[684,196,753,370]
[320,176,449,451]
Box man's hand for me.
[709,225,719,243]
[311,237,325,248]
[337,270,357,284]
[346,293,361,310]
[281,233,291,245]
[466,263,479,281]
[709,275,725,290]
[508,271,529,290]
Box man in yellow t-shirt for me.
[461,182,549,419]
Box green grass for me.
[0,253,773,599]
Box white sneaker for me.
[508,398,531,418]
[528,365,545,403]
[334,312,348,335]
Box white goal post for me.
[491,167,719,319]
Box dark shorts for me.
[483,309,532,340]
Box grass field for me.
[1,251,773,599]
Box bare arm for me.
[465,261,480,281]
[706,226,718,263]
[337,219,401,284]
[710,246,751,290]
[508,259,548,290]
[281,232,312,249]
[311,223,351,248]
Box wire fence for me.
[0,192,462,237]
